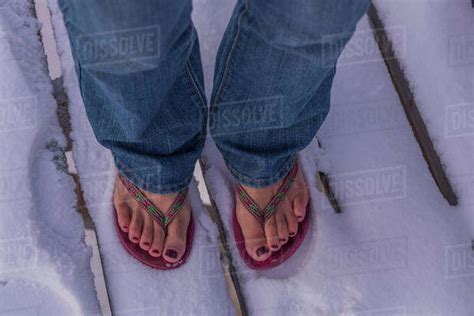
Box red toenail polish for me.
[256,246,269,257]
[123,225,128,229]
[271,244,278,249]
[132,237,138,241]
[143,242,150,246]
[290,232,296,236]
[279,238,285,242]
[166,249,178,259]
[152,249,159,254]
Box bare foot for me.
[114,175,191,263]
[235,166,309,262]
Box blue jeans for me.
[59,0,369,194]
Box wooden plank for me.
[367,4,458,206]
[316,171,342,214]
[314,138,343,214]
[198,159,249,316]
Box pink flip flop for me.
[232,163,311,270]
[114,173,194,270]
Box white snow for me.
[373,0,474,236]
[197,0,474,315]
[47,0,235,314]
[0,1,100,315]
[3,0,472,314]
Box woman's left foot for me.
[235,165,310,262]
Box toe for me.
[149,220,165,257]
[163,211,190,263]
[139,212,153,251]
[275,212,289,244]
[293,191,309,222]
[115,202,131,233]
[114,192,131,233]
[236,209,271,262]
[128,207,143,244]
[264,216,281,251]
[285,209,299,238]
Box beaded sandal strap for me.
[236,163,298,225]
[118,173,187,231]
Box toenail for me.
[132,236,138,241]
[165,249,178,259]
[151,249,160,254]
[279,238,286,242]
[123,225,128,229]
[143,242,150,246]
[297,216,303,221]
[271,244,278,249]
[256,246,269,257]
[289,232,296,236]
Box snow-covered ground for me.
[374,0,474,235]
[197,0,474,315]
[0,1,100,315]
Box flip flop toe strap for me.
[118,174,187,231]
[237,163,298,225]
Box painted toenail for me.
[123,225,128,229]
[289,232,296,236]
[256,246,269,257]
[271,244,278,249]
[132,236,138,241]
[152,249,160,254]
[143,242,150,246]
[279,238,286,242]
[165,249,178,259]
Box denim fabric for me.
[59,0,369,194]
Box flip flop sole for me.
[232,203,311,270]
[114,207,194,270]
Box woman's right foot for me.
[114,175,191,263]
[235,165,310,262]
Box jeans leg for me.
[210,0,369,187]
[59,0,207,194]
